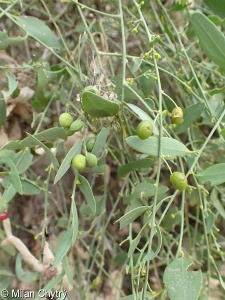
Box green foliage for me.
[196,163,225,186]
[1,0,225,298]
[81,91,119,117]
[163,258,202,300]
[204,0,225,19]
[126,136,191,159]
[0,30,25,50]
[16,16,60,48]
[0,92,6,127]
[191,12,225,70]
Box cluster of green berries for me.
[59,112,84,136]
[59,113,98,171]
[72,152,98,170]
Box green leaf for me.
[15,254,37,283]
[212,199,225,220]
[51,228,72,269]
[128,235,141,257]
[126,136,191,160]
[92,126,110,156]
[2,184,17,203]
[0,30,25,50]
[5,71,18,97]
[62,256,73,287]
[21,178,42,195]
[163,258,202,300]
[144,226,162,261]
[78,175,96,215]
[176,103,205,134]
[196,163,225,186]
[116,206,149,230]
[71,199,79,245]
[14,150,33,174]
[161,207,182,232]
[206,210,215,233]
[81,91,119,118]
[130,182,168,199]
[2,127,67,150]
[191,12,225,70]
[117,158,153,178]
[54,140,82,184]
[126,103,158,135]
[139,66,156,97]
[26,133,59,169]
[132,56,143,73]
[0,156,23,194]
[0,270,14,276]
[16,16,60,48]
[0,91,6,127]
[204,0,225,19]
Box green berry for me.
[86,137,96,152]
[173,117,184,125]
[71,154,86,170]
[86,153,98,167]
[171,107,184,125]
[170,172,187,191]
[136,120,153,140]
[70,120,84,132]
[59,113,73,128]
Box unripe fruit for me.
[137,120,153,140]
[171,107,184,125]
[59,113,73,128]
[170,172,187,191]
[86,137,96,152]
[173,117,184,125]
[84,86,100,95]
[70,120,84,132]
[71,154,86,170]
[86,153,98,167]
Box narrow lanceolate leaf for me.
[51,228,72,269]
[92,126,110,156]
[81,91,119,118]
[196,163,225,186]
[0,156,23,195]
[78,175,96,215]
[54,140,82,184]
[191,12,225,70]
[5,71,18,97]
[116,206,149,230]
[0,91,6,127]
[126,136,191,160]
[163,258,202,300]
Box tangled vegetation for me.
[1,1,225,299]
